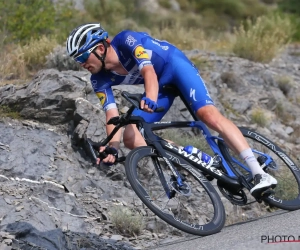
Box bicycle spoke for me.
[235,127,300,210]
[126,146,225,235]
[136,156,215,226]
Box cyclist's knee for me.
[123,127,134,149]
[196,105,225,130]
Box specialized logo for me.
[125,35,137,46]
[96,91,107,106]
[190,88,197,101]
[134,46,149,59]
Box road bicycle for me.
[85,86,300,236]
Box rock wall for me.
[0,47,300,249]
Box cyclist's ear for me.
[97,43,106,54]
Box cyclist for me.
[66,23,277,197]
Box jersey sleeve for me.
[119,30,153,71]
[91,76,117,112]
[95,87,116,111]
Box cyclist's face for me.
[80,46,104,74]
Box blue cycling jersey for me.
[91,30,214,122]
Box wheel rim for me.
[229,128,300,209]
[133,154,220,230]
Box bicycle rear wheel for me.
[125,146,226,236]
[219,127,300,210]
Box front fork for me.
[151,144,185,199]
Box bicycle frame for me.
[150,120,237,176]
[98,90,274,195]
[139,120,242,189]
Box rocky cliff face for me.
[0,47,300,249]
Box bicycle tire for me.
[218,127,300,211]
[125,146,226,236]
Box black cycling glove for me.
[104,146,118,161]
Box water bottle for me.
[183,145,213,165]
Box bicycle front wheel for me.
[125,146,226,236]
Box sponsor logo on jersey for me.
[134,46,149,59]
[96,91,107,106]
[121,65,143,84]
[128,68,141,83]
[124,58,132,67]
[190,88,197,101]
[91,80,98,89]
[151,40,169,50]
[125,35,137,46]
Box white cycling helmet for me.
[66,23,108,58]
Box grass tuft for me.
[0,106,21,119]
[0,36,58,81]
[275,75,294,96]
[251,108,269,127]
[233,14,294,63]
[110,206,144,237]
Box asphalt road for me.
[150,209,300,250]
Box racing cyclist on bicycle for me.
[66,23,277,197]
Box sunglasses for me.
[74,44,99,64]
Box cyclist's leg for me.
[123,91,175,149]
[168,50,248,150]
[196,105,277,195]
[123,124,145,149]
[170,49,277,195]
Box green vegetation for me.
[0,0,55,44]
[0,0,79,44]
[233,14,293,63]
[251,108,269,127]
[0,0,300,85]
[161,129,214,155]
[278,0,300,40]
[0,106,21,119]
[275,75,294,96]
[1,36,58,80]
[110,206,144,236]
[176,0,268,31]
[274,102,294,123]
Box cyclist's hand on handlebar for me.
[141,97,157,113]
[97,146,118,165]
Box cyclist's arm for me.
[141,65,159,106]
[93,78,121,150]
[105,107,122,150]
[117,31,159,110]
